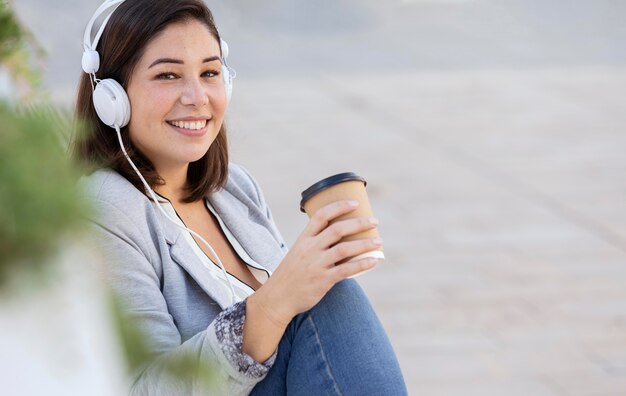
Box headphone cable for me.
[113,125,237,306]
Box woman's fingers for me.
[317,216,378,248]
[324,237,383,265]
[304,200,360,237]
[330,256,379,281]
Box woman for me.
[73,0,407,394]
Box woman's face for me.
[126,19,227,174]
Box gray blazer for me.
[81,164,288,395]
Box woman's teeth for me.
[168,120,207,130]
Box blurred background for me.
[8,0,626,394]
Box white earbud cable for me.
[113,125,237,305]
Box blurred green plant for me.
[0,1,45,100]
[0,1,22,59]
[0,1,85,286]
[0,102,91,286]
[0,2,220,391]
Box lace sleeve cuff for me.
[213,299,277,378]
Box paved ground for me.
[13,0,626,394]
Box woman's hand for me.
[253,200,383,326]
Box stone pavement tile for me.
[516,242,626,269]
[454,257,626,306]
[517,243,626,266]
[410,379,560,396]
[584,343,626,376]
[494,317,625,349]
[501,168,626,246]
[391,330,500,355]
[327,68,626,141]
[550,293,626,322]
[439,217,597,252]
[427,300,546,334]
[482,347,601,379]
[363,249,625,308]
[398,350,586,394]
[398,352,502,383]
[544,369,626,396]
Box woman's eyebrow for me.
[148,56,222,69]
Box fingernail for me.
[372,237,383,245]
[348,200,359,207]
[365,258,379,268]
[369,217,379,225]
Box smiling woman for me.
[71,1,407,395]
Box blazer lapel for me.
[160,212,234,309]
[153,181,286,309]
[208,189,285,272]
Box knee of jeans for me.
[314,278,372,314]
[286,280,374,342]
[327,278,364,299]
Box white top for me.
[157,195,271,302]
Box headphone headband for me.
[82,0,125,74]
[83,0,125,52]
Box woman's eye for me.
[203,69,220,78]
[156,72,178,80]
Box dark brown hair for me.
[71,0,228,203]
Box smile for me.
[166,119,208,130]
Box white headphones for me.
[82,0,235,129]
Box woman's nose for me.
[180,78,209,107]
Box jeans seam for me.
[307,312,343,396]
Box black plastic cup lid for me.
[300,172,367,212]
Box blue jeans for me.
[250,279,407,395]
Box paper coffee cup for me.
[300,172,384,276]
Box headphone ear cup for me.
[93,78,131,128]
[222,65,232,103]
